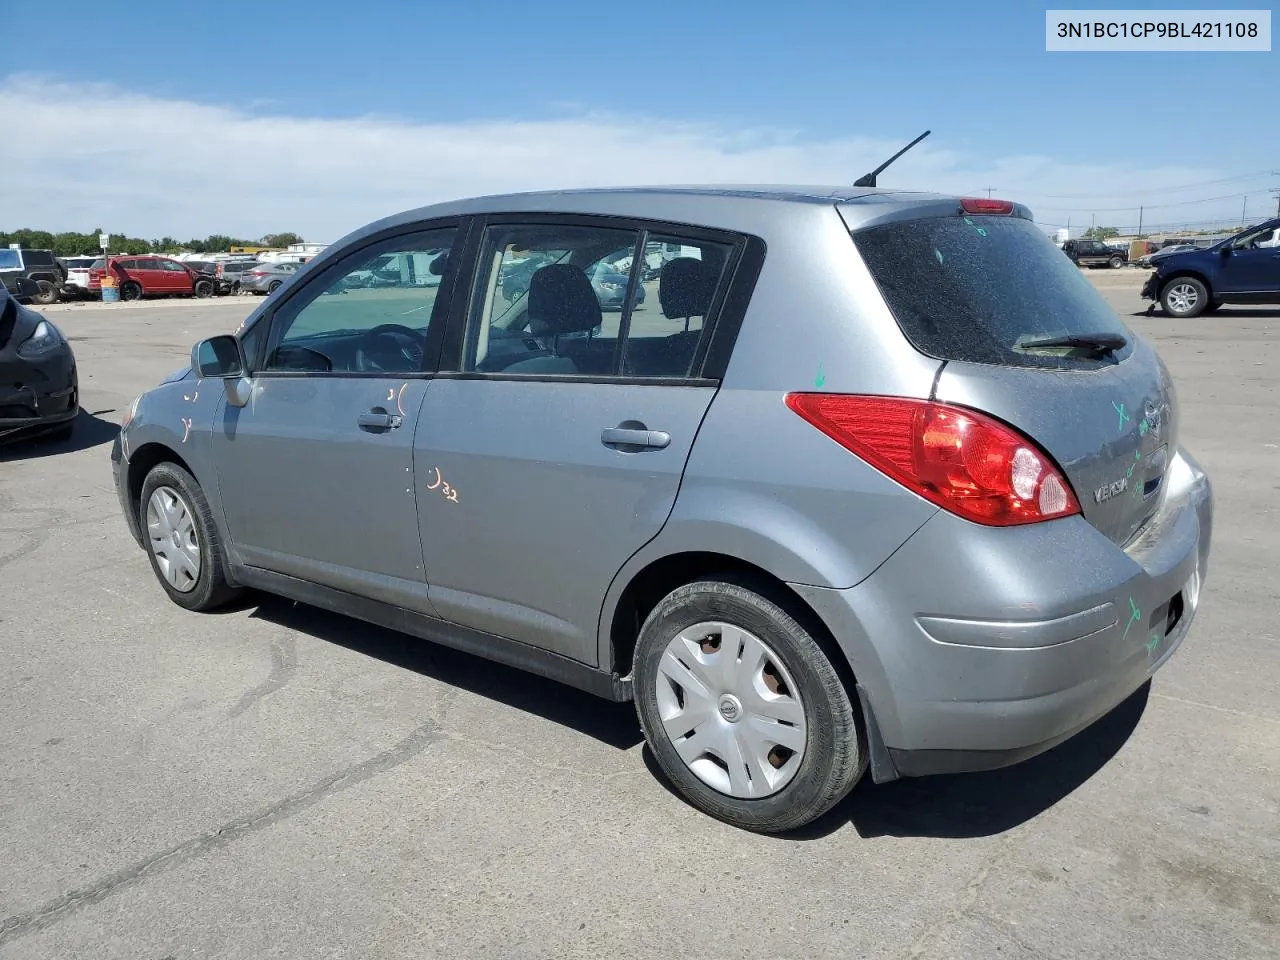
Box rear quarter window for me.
[852,215,1133,370]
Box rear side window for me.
[852,216,1132,369]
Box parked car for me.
[182,260,237,296]
[1062,238,1127,268]
[0,247,67,304]
[501,251,648,310]
[1141,216,1280,317]
[89,255,214,301]
[214,258,260,293]
[0,279,79,443]
[1135,244,1197,268]
[58,255,102,299]
[238,261,302,295]
[112,186,1213,833]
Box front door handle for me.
[358,409,403,431]
[601,426,670,449]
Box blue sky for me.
[2,0,1276,239]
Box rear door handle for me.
[358,409,403,431]
[601,427,670,449]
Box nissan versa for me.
[111,184,1213,832]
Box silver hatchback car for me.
[112,185,1213,832]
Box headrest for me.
[659,257,715,319]
[428,253,448,276]
[528,264,603,337]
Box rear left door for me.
[416,216,750,664]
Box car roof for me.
[316,184,1002,271]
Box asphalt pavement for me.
[1,277,1276,959]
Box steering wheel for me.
[356,323,429,373]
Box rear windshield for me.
[852,215,1133,369]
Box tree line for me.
[0,228,305,257]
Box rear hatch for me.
[845,202,1175,546]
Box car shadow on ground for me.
[244,593,644,750]
[1133,306,1280,319]
[0,409,119,461]
[642,682,1150,841]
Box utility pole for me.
[1272,187,1280,217]
[1241,195,1247,226]
[1138,206,1143,236]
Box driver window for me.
[263,228,456,375]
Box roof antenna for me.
[853,130,931,188]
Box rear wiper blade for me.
[1018,333,1128,355]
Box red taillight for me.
[960,197,1014,215]
[784,394,1080,526]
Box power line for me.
[1032,189,1275,214]
[1013,169,1277,200]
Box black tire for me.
[33,279,59,305]
[1160,276,1209,318]
[139,461,241,612]
[633,576,865,833]
[1109,255,1124,269]
[194,279,213,298]
[120,281,142,302]
[267,280,282,294]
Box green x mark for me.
[1122,596,1142,643]
[1113,401,1130,431]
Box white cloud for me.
[0,74,1268,241]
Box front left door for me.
[1217,224,1280,296]
[211,224,461,614]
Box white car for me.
[60,256,101,298]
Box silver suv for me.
[112,185,1213,832]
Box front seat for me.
[658,257,715,332]
[504,264,603,374]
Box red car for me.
[88,256,215,301]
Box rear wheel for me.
[633,576,865,833]
[33,279,59,304]
[120,281,142,301]
[140,462,241,611]
[1160,276,1208,318]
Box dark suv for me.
[1141,217,1280,317]
[0,248,67,304]
[1063,238,1127,269]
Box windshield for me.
[852,215,1133,369]
[0,250,21,270]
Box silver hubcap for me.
[1167,283,1199,314]
[656,622,807,799]
[146,486,201,592]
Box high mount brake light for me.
[784,393,1080,526]
[960,197,1015,215]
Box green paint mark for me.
[1135,450,1141,461]
[962,217,988,237]
[1125,463,1136,479]
[934,249,944,265]
[1146,631,1163,655]
[1112,401,1130,431]
[815,362,826,389]
[1139,419,1149,436]
[1122,597,1142,644]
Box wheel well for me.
[608,552,857,695]
[126,442,193,524]
[1159,270,1213,297]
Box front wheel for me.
[267,280,282,294]
[1160,276,1209,318]
[633,577,865,833]
[140,462,241,611]
[194,279,213,298]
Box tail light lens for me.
[785,394,1080,526]
[960,197,1015,215]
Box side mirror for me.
[192,334,245,378]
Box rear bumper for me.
[793,446,1213,781]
